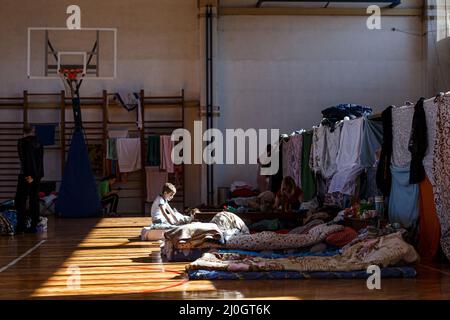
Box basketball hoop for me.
[59,68,85,128]
[59,67,85,98]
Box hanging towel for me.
[360,118,383,169]
[301,131,316,201]
[418,176,441,261]
[34,124,56,146]
[116,138,142,173]
[160,135,174,173]
[106,138,118,160]
[108,129,128,139]
[145,166,168,202]
[388,165,419,229]
[147,135,160,166]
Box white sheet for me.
[116,138,142,173]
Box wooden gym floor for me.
[0,216,449,300]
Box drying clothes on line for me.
[106,139,118,160]
[145,166,168,202]
[108,129,128,139]
[335,117,364,170]
[418,176,441,260]
[432,94,450,261]
[359,167,379,200]
[329,118,364,195]
[309,125,326,175]
[360,118,383,168]
[321,104,372,125]
[376,106,393,197]
[328,164,363,196]
[106,159,121,181]
[388,165,419,229]
[33,124,56,146]
[187,232,418,273]
[282,134,303,188]
[392,105,414,168]
[160,135,174,173]
[301,131,316,201]
[225,223,343,251]
[116,138,142,173]
[322,123,342,179]
[146,135,161,166]
[423,98,438,185]
[408,97,427,184]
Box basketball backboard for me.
[27,27,117,80]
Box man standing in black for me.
[15,125,44,233]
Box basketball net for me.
[59,68,85,98]
[59,68,85,128]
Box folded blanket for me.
[209,211,249,241]
[225,223,343,251]
[187,267,417,280]
[164,222,224,247]
[187,232,419,273]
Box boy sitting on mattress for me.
[151,182,193,226]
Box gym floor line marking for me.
[0,240,47,273]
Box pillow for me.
[325,227,357,247]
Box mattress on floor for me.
[217,247,340,258]
[162,244,339,262]
[161,240,224,262]
[187,267,417,280]
[163,247,219,262]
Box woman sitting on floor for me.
[274,176,304,213]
